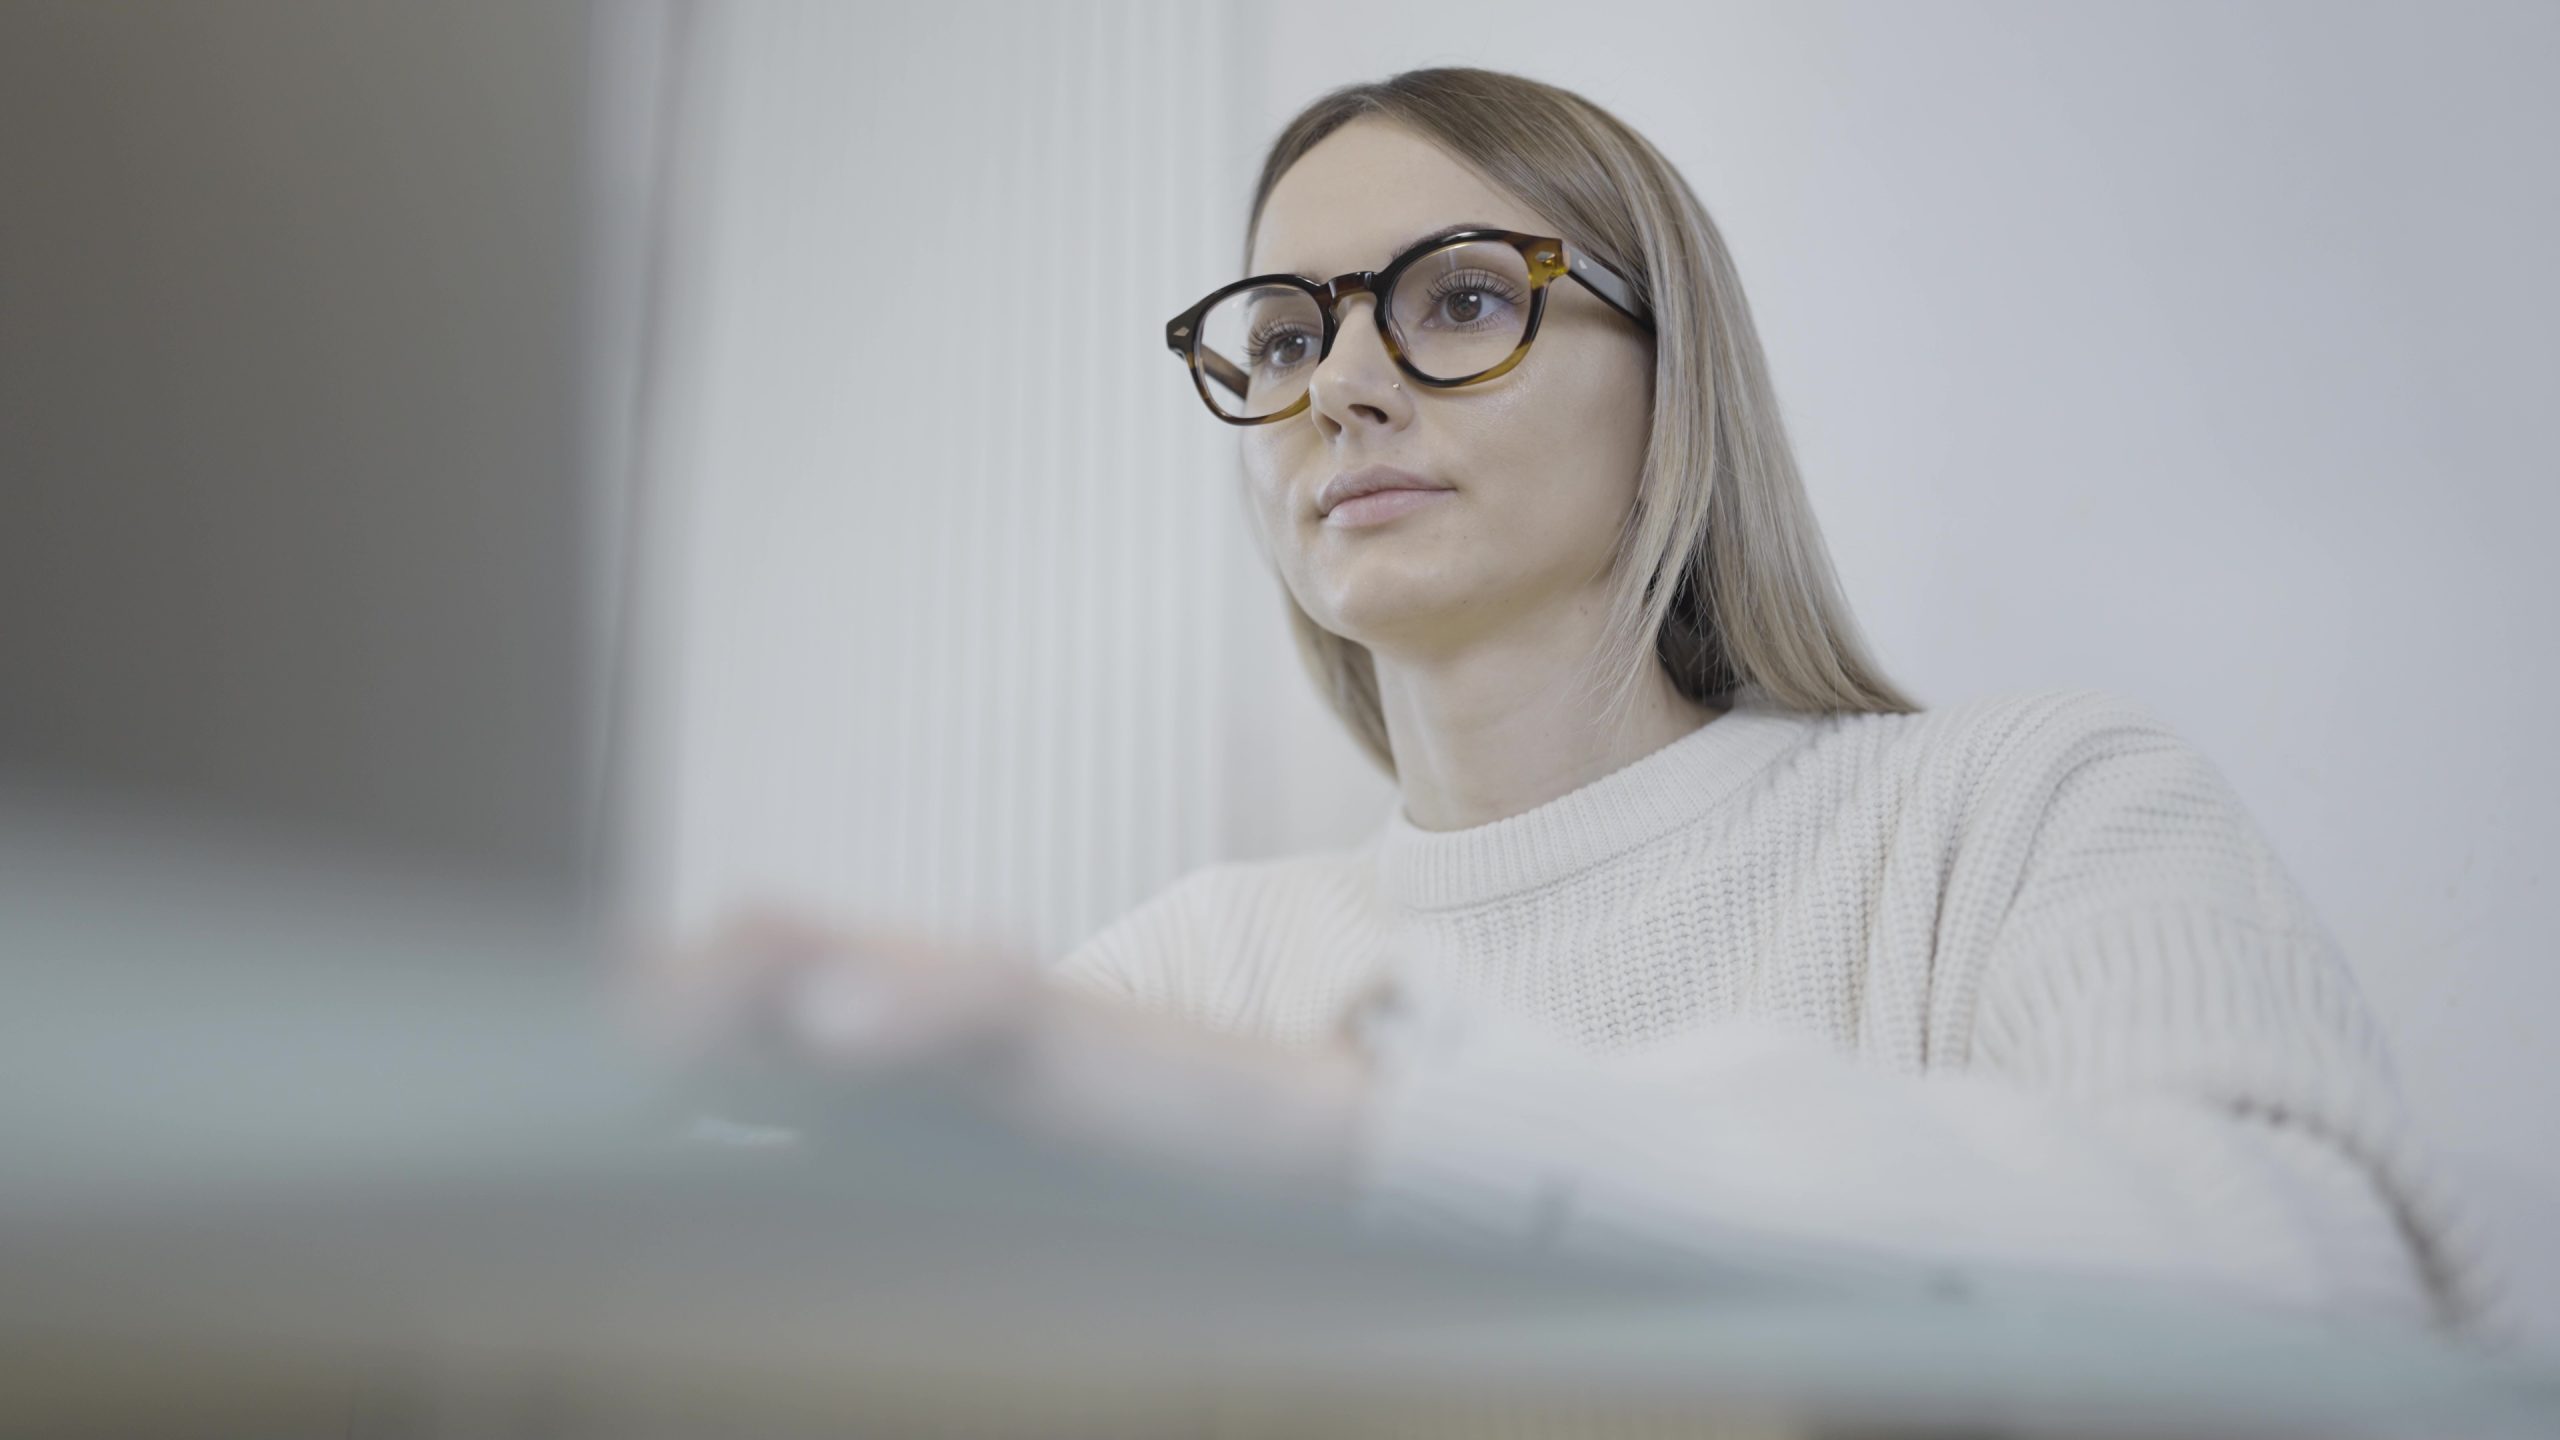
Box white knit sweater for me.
[1049,684,2504,1338]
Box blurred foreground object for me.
[6,783,2559,1439]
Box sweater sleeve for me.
[1047,862,1217,1015]
[1346,692,2511,1340]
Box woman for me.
[646,67,2501,1340]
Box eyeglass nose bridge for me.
[1305,271,1404,370]
[1270,262,1519,406]
[1311,271,1385,342]
[1314,271,1381,311]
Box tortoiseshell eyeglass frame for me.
[1163,228,1655,426]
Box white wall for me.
[621,0,1278,958]
[629,0,2557,1343]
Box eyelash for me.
[1241,325,1302,369]
[1424,270,1527,314]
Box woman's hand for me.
[624,903,1376,1202]
[627,906,1040,1077]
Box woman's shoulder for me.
[1812,682,2201,806]
[1048,842,1373,1009]
[1827,680,2179,751]
[1772,685,2248,923]
[1842,683,2320,954]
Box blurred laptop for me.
[0,0,663,1245]
[0,0,661,1322]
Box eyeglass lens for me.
[1192,239,1535,420]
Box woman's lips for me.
[1323,488,1453,528]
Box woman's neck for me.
[1380,660,1725,834]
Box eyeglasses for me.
[1164,228,1653,426]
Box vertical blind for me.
[616,0,1254,963]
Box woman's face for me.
[1241,119,1655,660]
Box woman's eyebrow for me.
[1275,220,1506,282]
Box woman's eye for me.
[1246,327,1316,370]
[1423,274,1523,327]
[1439,289,1491,324]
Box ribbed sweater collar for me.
[1372,685,1819,911]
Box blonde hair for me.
[1244,66,1922,776]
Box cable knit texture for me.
[1049,684,2510,1341]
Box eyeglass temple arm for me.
[1169,315,1255,403]
[1561,243,1654,331]
[1196,345,1250,403]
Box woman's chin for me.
[1314,588,1478,648]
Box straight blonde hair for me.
[1244,67,1921,776]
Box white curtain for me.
[611,0,1332,961]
